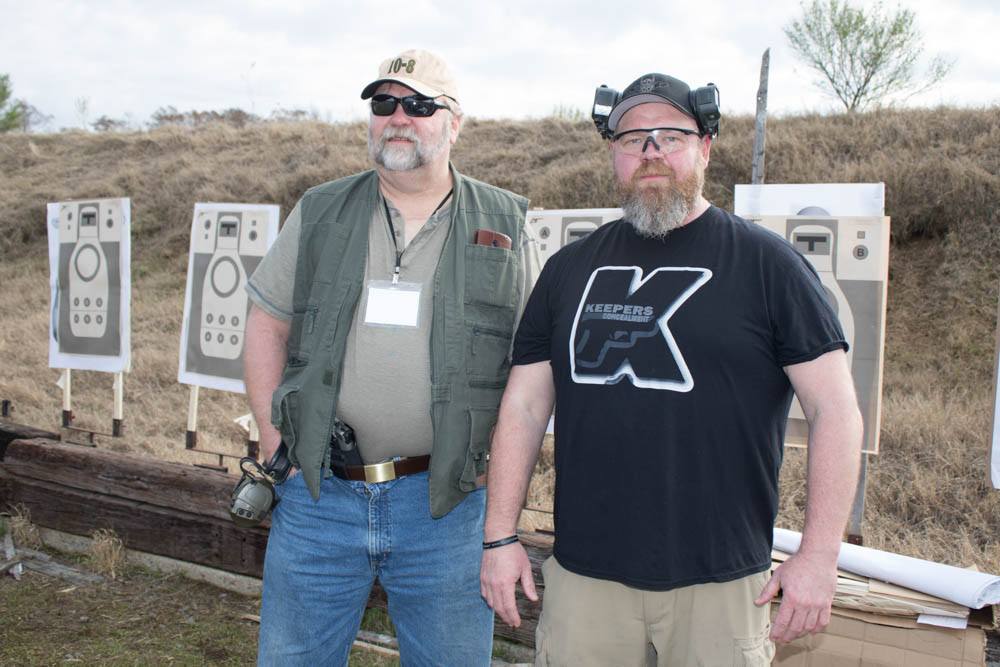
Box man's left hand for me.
[754,550,838,643]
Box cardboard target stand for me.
[177,203,279,463]
[735,183,889,455]
[527,207,623,266]
[46,198,131,438]
[746,214,890,455]
[735,183,890,551]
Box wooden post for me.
[61,369,73,427]
[180,388,243,473]
[1,400,11,418]
[248,415,260,460]
[185,385,199,449]
[111,372,124,436]
[990,276,1000,489]
[847,454,868,544]
[751,48,770,185]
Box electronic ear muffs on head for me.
[592,73,720,140]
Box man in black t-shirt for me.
[480,73,863,665]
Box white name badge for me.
[364,280,422,328]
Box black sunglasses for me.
[371,94,450,118]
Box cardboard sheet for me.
[773,610,986,666]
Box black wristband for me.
[482,535,519,549]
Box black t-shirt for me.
[513,206,847,591]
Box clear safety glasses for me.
[612,127,702,156]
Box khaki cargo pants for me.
[535,557,775,666]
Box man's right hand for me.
[480,541,538,627]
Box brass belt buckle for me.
[364,460,396,484]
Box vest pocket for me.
[460,406,498,491]
[464,244,517,310]
[270,384,300,449]
[286,305,318,365]
[467,324,511,386]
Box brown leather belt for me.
[330,455,431,484]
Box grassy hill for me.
[2,107,1000,573]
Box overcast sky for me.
[3,0,997,131]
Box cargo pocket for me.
[286,305,319,365]
[465,243,517,309]
[534,559,555,666]
[270,384,300,449]
[534,628,551,667]
[459,407,497,491]
[733,627,774,667]
[467,324,512,386]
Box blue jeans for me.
[257,470,492,666]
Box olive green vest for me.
[271,167,528,517]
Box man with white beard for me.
[244,49,536,665]
[480,73,862,665]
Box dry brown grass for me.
[89,528,127,580]
[5,504,42,549]
[2,108,1000,575]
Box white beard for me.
[369,115,450,171]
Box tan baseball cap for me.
[360,49,459,103]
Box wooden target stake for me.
[61,369,73,427]
[112,372,124,436]
[185,385,199,449]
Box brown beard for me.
[616,159,704,240]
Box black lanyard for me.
[382,188,453,284]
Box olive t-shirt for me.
[248,194,539,463]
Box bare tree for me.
[18,103,53,132]
[91,115,130,132]
[75,96,90,130]
[784,0,954,112]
